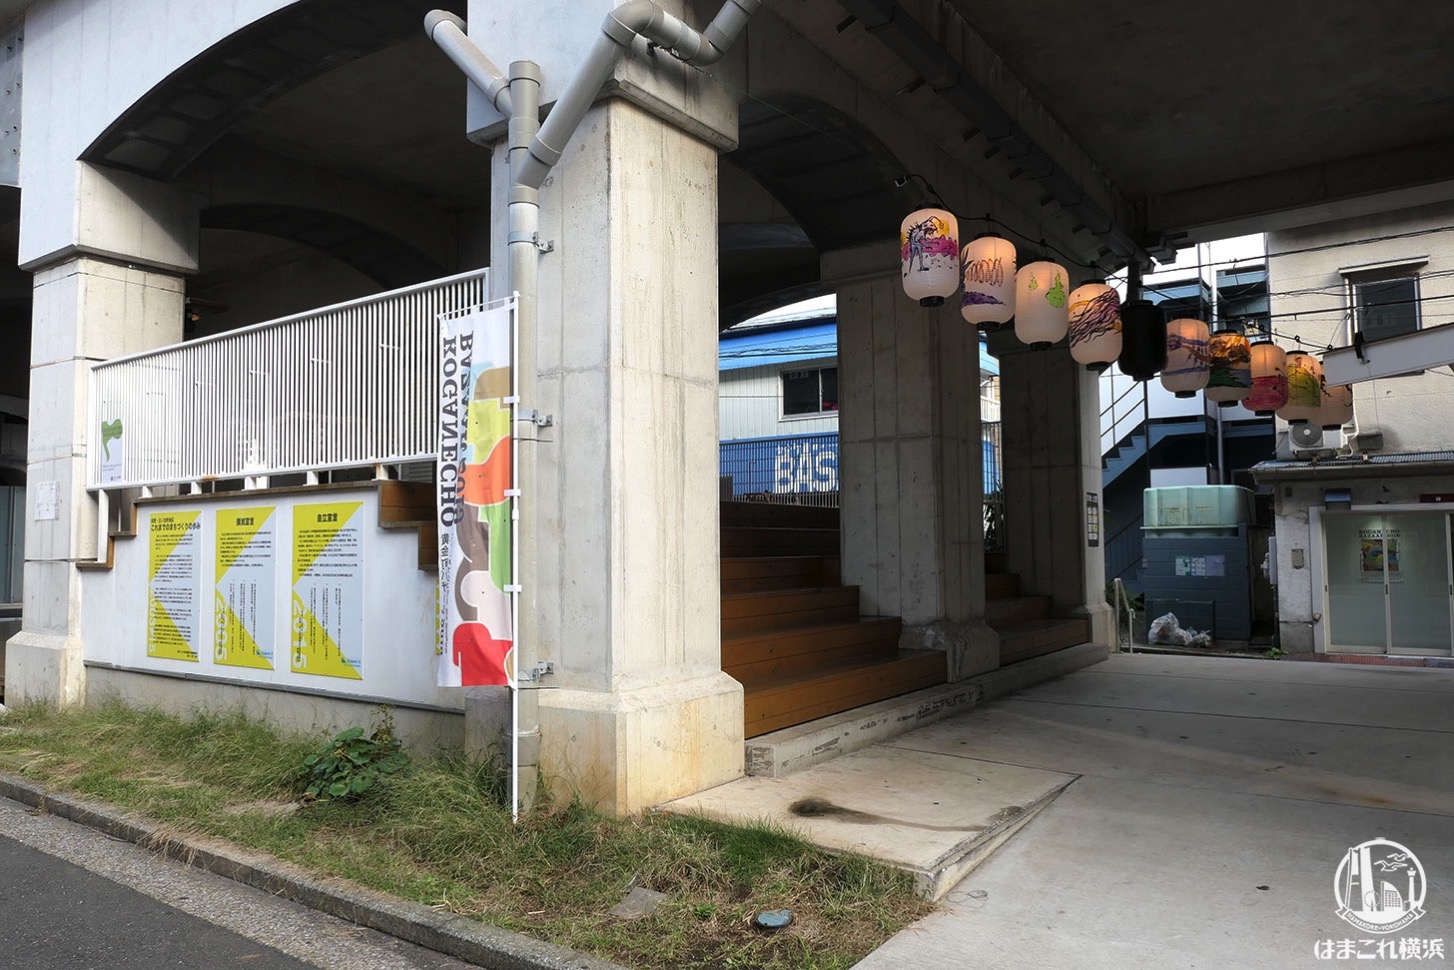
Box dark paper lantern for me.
[1116,299,1166,382]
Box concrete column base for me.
[4,631,86,707]
[538,672,744,813]
[902,618,999,682]
[1073,602,1116,647]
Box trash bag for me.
[1148,612,1189,646]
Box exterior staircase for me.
[720,502,945,738]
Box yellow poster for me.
[290,501,364,679]
[214,506,277,670]
[147,510,201,662]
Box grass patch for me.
[0,702,929,969]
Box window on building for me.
[1351,275,1420,343]
[782,367,838,416]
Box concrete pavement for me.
[0,797,475,970]
[674,653,1454,969]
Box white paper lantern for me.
[1204,329,1252,405]
[1067,282,1122,370]
[900,208,959,306]
[1319,383,1354,430]
[1243,341,1288,415]
[960,235,1016,326]
[1278,351,1324,425]
[1014,261,1070,346]
[1160,318,1210,397]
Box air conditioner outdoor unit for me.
[1289,423,1346,456]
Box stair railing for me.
[1111,577,1138,653]
[1099,378,1148,456]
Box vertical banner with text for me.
[147,510,202,661]
[215,506,277,670]
[437,301,516,688]
[291,501,364,680]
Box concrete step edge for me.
[910,776,1075,901]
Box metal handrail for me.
[1099,379,1148,454]
[1112,577,1138,653]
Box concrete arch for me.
[80,0,457,182]
[729,94,915,253]
[199,204,447,291]
[718,95,915,324]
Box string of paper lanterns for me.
[897,205,1355,431]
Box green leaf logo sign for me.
[101,419,123,460]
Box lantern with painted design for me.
[1014,260,1070,347]
[1204,329,1252,406]
[1243,341,1288,415]
[901,208,959,306]
[1319,383,1354,430]
[1067,282,1122,371]
[1160,318,1210,398]
[1277,351,1324,425]
[960,235,1016,326]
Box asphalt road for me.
[0,797,476,970]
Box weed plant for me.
[0,702,928,970]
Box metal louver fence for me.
[89,269,490,489]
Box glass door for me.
[1385,512,1453,656]
[1323,511,1454,657]
[1324,513,1392,654]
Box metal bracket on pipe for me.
[508,230,554,253]
[518,409,553,428]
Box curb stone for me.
[0,773,631,970]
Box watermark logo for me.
[1335,838,1427,934]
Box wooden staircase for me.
[985,570,1090,665]
[720,503,945,738]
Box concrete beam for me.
[836,0,1152,268]
[1321,322,1454,385]
[1145,139,1454,243]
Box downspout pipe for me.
[506,60,543,815]
[424,10,513,117]
[517,0,761,189]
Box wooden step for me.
[378,480,434,528]
[985,595,1052,630]
[723,616,902,682]
[721,586,860,636]
[721,526,838,558]
[720,501,839,530]
[986,572,1021,599]
[739,649,946,738]
[998,617,1090,665]
[721,556,835,593]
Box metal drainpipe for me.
[428,0,761,814]
[515,0,762,190]
[507,61,543,814]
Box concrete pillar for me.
[6,257,185,705]
[830,244,997,681]
[986,331,1114,645]
[491,98,742,813]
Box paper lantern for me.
[1161,318,1210,398]
[1319,383,1354,430]
[901,208,959,306]
[1204,329,1252,406]
[1117,300,1166,382]
[1278,351,1324,425]
[1243,341,1287,415]
[1067,282,1122,371]
[1014,260,1070,347]
[960,235,1016,326]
